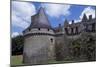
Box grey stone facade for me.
[23,7,96,64]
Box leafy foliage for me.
[70,33,96,61]
[55,33,96,61]
[11,35,24,55]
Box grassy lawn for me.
[11,55,75,66]
[11,55,23,66]
[48,60,75,64]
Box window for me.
[92,23,95,32]
[38,28,40,30]
[71,28,73,34]
[50,38,53,43]
[85,25,88,32]
[65,28,68,34]
[48,29,49,31]
[76,27,78,34]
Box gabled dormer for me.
[64,19,69,27]
[81,14,88,22]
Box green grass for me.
[11,55,23,66]
[11,55,75,66]
[48,60,75,64]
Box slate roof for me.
[28,7,52,29]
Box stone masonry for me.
[23,7,96,64]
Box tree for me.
[11,35,24,55]
[71,33,96,61]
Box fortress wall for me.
[23,28,55,64]
[66,34,81,39]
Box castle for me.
[23,7,96,64]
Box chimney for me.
[89,15,92,21]
[72,20,74,24]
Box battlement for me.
[55,14,96,36]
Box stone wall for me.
[54,31,96,61]
[23,28,55,64]
[23,15,96,64]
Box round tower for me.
[23,7,55,64]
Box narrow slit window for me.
[65,28,68,34]
[29,28,31,31]
[48,29,49,31]
[38,28,40,30]
[71,28,73,34]
[76,27,78,34]
[50,38,53,43]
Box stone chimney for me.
[59,24,61,27]
[72,20,74,24]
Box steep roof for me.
[64,19,69,24]
[81,14,88,22]
[29,7,51,29]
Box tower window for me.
[38,28,40,30]
[29,28,31,31]
[76,27,78,34]
[65,28,68,34]
[92,23,95,32]
[50,38,53,43]
[71,28,73,34]
[48,29,49,31]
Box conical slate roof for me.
[29,7,51,29]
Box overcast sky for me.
[11,1,96,37]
